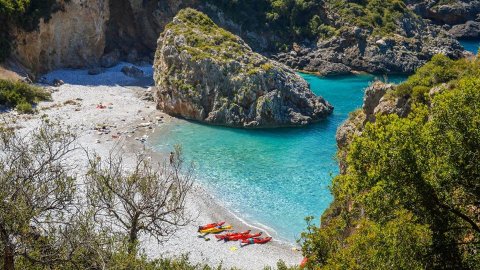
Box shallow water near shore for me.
[151,73,407,241]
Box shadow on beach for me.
[40,62,154,88]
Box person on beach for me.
[169,151,174,164]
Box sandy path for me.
[1,63,303,269]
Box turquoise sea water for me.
[152,73,406,241]
[460,39,480,54]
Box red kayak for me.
[198,221,225,232]
[215,230,251,240]
[224,232,262,241]
[241,237,272,245]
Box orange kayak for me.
[198,221,225,232]
[215,230,251,240]
[241,237,272,245]
[225,232,262,241]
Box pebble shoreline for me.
[2,64,302,269]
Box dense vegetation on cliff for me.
[209,0,418,46]
[301,55,480,269]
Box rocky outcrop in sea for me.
[153,9,333,128]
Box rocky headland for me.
[273,1,466,76]
[407,0,480,39]
[153,9,333,128]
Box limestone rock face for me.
[12,0,110,74]
[153,9,333,128]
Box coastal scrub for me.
[301,55,480,268]
[0,79,50,113]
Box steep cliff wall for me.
[11,0,110,74]
[104,0,198,59]
[6,1,477,77]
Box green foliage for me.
[165,8,245,63]
[0,79,50,112]
[204,0,322,48]
[15,101,33,113]
[205,0,416,51]
[392,54,480,101]
[301,56,480,268]
[326,0,409,36]
[309,15,338,40]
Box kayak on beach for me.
[241,237,272,246]
[198,221,225,232]
[199,225,232,234]
[223,232,262,241]
[214,230,251,240]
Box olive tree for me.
[86,146,194,255]
[0,121,77,270]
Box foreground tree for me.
[0,121,77,270]
[86,145,194,255]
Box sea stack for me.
[153,8,333,128]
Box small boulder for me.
[317,62,352,76]
[88,67,104,75]
[127,49,139,63]
[121,66,144,78]
[100,50,120,68]
[376,39,387,46]
[52,79,64,87]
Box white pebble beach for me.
[2,63,303,269]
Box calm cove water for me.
[460,39,480,54]
[150,40,478,242]
[152,74,406,242]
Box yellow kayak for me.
[199,225,233,234]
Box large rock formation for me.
[11,0,110,74]
[274,13,465,76]
[153,9,333,128]
[408,0,480,39]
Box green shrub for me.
[393,83,412,97]
[392,54,480,103]
[0,79,50,112]
[411,85,430,102]
[15,101,33,113]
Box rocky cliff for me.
[11,0,109,74]
[5,1,478,77]
[153,9,333,128]
[274,4,466,76]
[408,0,480,39]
